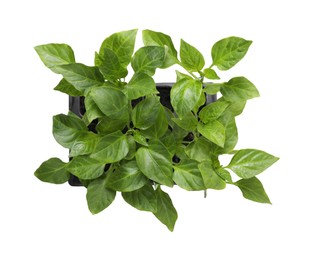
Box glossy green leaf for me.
[216,168,233,183]
[198,162,226,190]
[122,184,157,212]
[132,96,161,130]
[227,149,279,179]
[142,29,178,68]
[221,77,259,102]
[172,112,197,131]
[140,104,168,138]
[171,78,202,118]
[90,86,129,121]
[185,137,212,163]
[52,114,87,148]
[148,139,172,160]
[204,68,220,80]
[153,187,178,231]
[84,95,104,123]
[90,131,129,163]
[67,155,105,180]
[54,78,82,96]
[99,29,138,67]
[96,116,127,135]
[123,72,158,100]
[211,36,252,70]
[160,131,177,159]
[34,157,70,184]
[204,83,223,95]
[106,160,148,192]
[197,120,225,147]
[131,46,165,76]
[220,97,246,116]
[133,131,149,146]
[180,39,205,72]
[199,101,230,123]
[193,92,206,114]
[69,132,99,157]
[215,112,238,154]
[125,135,136,160]
[176,70,192,81]
[34,43,75,73]
[86,175,116,214]
[54,63,104,93]
[96,48,128,80]
[176,144,190,161]
[173,159,205,191]
[235,177,271,204]
[136,147,174,187]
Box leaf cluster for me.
[34,29,279,231]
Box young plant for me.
[34,29,279,231]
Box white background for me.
[1,0,308,259]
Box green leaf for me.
[235,177,271,204]
[97,48,128,80]
[133,131,149,146]
[34,43,75,73]
[185,137,212,163]
[142,29,178,68]
[90,86,129,121]
[216,168,233,183]
[84,95,104,123]
[221,77,259,102]
[90,131,129,163]
[227,149,279,179]
[136,147,174,187]
[148,139,172,160]
[99,29,138,67]
[197,120,225,147]
[220,97,246,116]
[132,96,161,130]
[204,68,220,80]
[140,104,168,139]
[55,63,104,93]
[215,112,238,154]
[52,114,87,148]
[105,160,147,192]
[96,116,127,135]
[123,72,158,100]
[172,112,197,131]
[199,101,230,123]
[193,92,206,114]
[176,70,192,81]
[34,157,70,184]
[160,131,177,158]
[122,184,157,212]
[153,187,178,231]
[125,135,136,160]
[204,83,223,95]
[86,175,116,214]
[180,39,205,72]
[131,46,165,76]
[173,159,205,191]
[211,36,252,70]
[171,78,202,118]
[67,155,105,180]
[69,132,99,157]
[54,78,82,96]
[198,162,226,190]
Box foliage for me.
[34,29,279,231]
